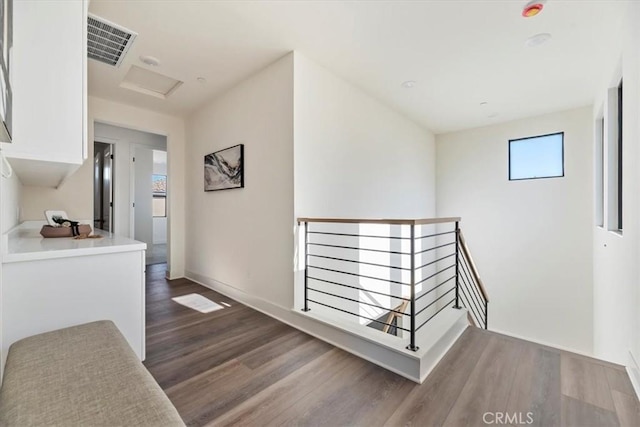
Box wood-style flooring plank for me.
[505,345,561,427]
[384,327,488,426]
[207,348,368,427]
[561,395,619,427]
[442,334,525,426]
[611,390,640,427]
[561,354,616,411]
[606,367,638,397]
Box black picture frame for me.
[204,144,244,191]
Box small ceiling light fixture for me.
[139,55,160,67]
[401,80,417,89]
[480,101,489,106]
[525,32,552,48]
[522,0,546,18]
[196,77,207,84]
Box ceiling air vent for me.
[87,14,137,67]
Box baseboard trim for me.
[627,352,640,401]
[490,328,597,360]
[185,270,423,382]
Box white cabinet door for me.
[2,0,87,185]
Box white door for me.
[133,145,153,255]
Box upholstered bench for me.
[0,320,185,426]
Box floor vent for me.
[87,14,137,67]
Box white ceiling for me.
[88,0,625,134]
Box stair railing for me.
[457,231,489,329]
[297,217,489,352]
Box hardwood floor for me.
[144,264,640,426]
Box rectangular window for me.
[509,132,564,180]
[153,196,166,217]
[152,174,167,218]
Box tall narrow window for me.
[509,132,564,181]
[617,80,623,230]
[606,80,623,232]
[595,116,604,227]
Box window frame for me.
[508,131,565,181]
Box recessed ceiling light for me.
[525,33,552,48]
[480,102,489,106]
[401,80,417,89]
[197,77,207,83]
[139,55,160,67]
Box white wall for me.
[294,54,436,219]
[592,1,640,368]
[185,53,295,308]
[20,96,186,279]
[436,107,594,355]
[1,172,21,233]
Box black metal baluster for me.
[454,221,461,309]
[303,221,310,312]
[407,224,419,351]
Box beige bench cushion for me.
[0,320,185,427]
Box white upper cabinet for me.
[2,0,87,187]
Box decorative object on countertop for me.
[73,233,103,240]
[40,224,92,238]
[44,210,68,226]
[204,144,244,191]
[42,209,94,237]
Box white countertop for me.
[2,221,146,263]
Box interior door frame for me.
[93,140,115,232]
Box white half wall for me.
[185,53,295,309]
[436,107,594,355]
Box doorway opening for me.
[93,121,168,267]
[94,142,114,232]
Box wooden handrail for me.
[458,231,489,302]
[296,217,461,226]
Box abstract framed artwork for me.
[204,144,244,191]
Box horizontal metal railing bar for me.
[308,287,408,316]
[308,254,411,271]
[416,253,455,271]
[459,257,482,305]
[416,297,456,331]
[460,254,486,306]
[307,299,411,332]
[462,277,486,318]
[415,286,455,317]
[307,276,411,301]
[298,217,461,226]
[415,275,456,301]
[308,231,411,240]
[460,289,483,326]
[458,231,489,302]
[308,242,411,256]
[460,253,486,303]
[415,242,456,255]
[460,280,485,319]
[417,230,456,240]
[416,263,455,286]
[308,265,411,286]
